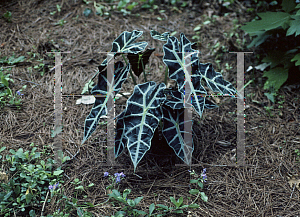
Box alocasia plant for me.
[81,30,241,172]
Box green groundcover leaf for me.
[286,15,300,37]
[263,67,289,91]
[240,12,290,33]
[291,53,300,66]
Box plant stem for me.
[141,60,147,83]
[164,66,168,86]
[122,54,137,85]
[192,192,201,204]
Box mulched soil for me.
[0,0,300,216]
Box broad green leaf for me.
[170,196,177,206]
[178,196,183,207]
[0,146,6,152]
[189,189,199,195]
[291,53,300,66]
[82,61,130,144]
[156,204,169,210]
[281,0,296,13]
[173,210,184,214]
[127,48,155,77]
[132,209,147,215]
[262,50,286,68]
[200,192,208,202]
[133,196,143,205]
[53,169,64,176]
[127,199,135,207]
[286,15,300,36]
[161,106,193,165]
[263,67,289,91]
[240,12,290,34]
[149,203,155,215]
[189,203,200,208]
[150,30,170,41]
[119,81,166,172]
[246,31,271,48]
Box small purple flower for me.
[104,172,109,177]
[116,176,121,183]
[16,90,23,96]
[188,170,191,173]
[201,168,207,182]
[119,172,125,178]
[53,182,59,189]
[49,182,59,190]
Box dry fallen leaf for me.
[287,173,300,191]
[0,171,8,183]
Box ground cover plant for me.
[240,0,300,102]
[81,30,241,172]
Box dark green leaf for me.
[240,12,290,33]
[189,203,200,208]
[281,0,296,13]
[82,62,130,144]
[117,81,166,172]
[127,48,155,77]
[263,67,288,91]
[189,189,199,195]
[161,106,193,165]
[26,193,32,204]
[286,15,300,36]
[150,30,170,41]
[291,53,300,66]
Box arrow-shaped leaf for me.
[82,61,130,144]
[163,33,207,117]
[163,89,218,110]
[115,111,127,158]
[161,105,193,165]
[85,30,148,93]
[198,62,240,96]
[150,30,170,41]
[121,81,166,172]
[127,48,155,77]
